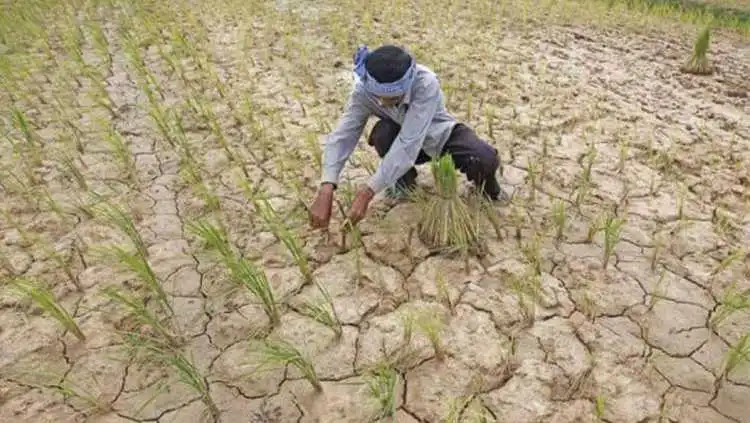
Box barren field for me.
[1,0,749,422]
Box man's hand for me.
[346,184,375,227]
[310,183,335,229]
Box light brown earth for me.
[1,0,749,422]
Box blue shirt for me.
[320,64,458,194]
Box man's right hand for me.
[309,183,335,229]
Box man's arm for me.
[367,77,440,194]
[320,89,370,187]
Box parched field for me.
[1,0,749,422]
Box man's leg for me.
[367,119,431,191]
[441,123,505,201]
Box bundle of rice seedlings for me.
[681,27,714,75]
[415,155,481,254]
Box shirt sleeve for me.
[320,88,371,187]
[367,76,440,194]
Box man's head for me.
[354,44,415,106]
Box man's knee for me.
[368,119,401,156]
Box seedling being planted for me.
[416,155,481,254]
[8,277,85,341]
[681,27,713,75]
[259,338,322,392]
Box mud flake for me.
[407,255,483,302]
[618,261,714,309]
[483,359,561,423]
[0,388,79,423]
[531,317,591,377]
[159,399,206,423]
[270,312,357,379]
[651,352,715,393]
[294,251,405,324]
[590,363,663,423]
[210,339,284,398]
[205,304,270,350]
[163,266,202,297]
[287,377,397,423]
[148,240,194,279]
[405,358,477,423]
[711,383,750,422]
[65,346,128,410]
[580,316,646,364]
[0,311,62,369]
[114,376,199,421]
[662,388,735,423]
[692,335,730,379]
[172,296,208,337]
[265,267,306,301]
[639,300,709,356]
[444,304,512,372]
[355,301,440,371]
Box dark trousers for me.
[367,119,502,199]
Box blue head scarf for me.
[352,45,416,97]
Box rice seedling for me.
[573,142,597,208]
[92,201,149,260]
[721,333,750,379]
[435,270,456,314]
[299,281,342,339]
[681,27,714,75]
[128,331,220,422]
[188,219,281,325]
[102,286,180,347]
[712,248,745,279]
[520,231,543,276]
[551,199,567,242]
[253,197,313,284]
[96,244,173,316]
[648,268,668,309]
[179,155,222,213]
[617,138,629,174]
[710,282,750,329]
[7,277,85,341]
[415,312,446,361]
[48,377,113,416]
[364,360,400,420]
[58,153,88,190]
[594,394,607,420]
[103,124,138,187]
[259,337,322,392]
[416,155,481,254]
[507,270,541,326]
[601,213,625,269]
[526,160,539,203]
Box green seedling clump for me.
[416,155,481,254]
[681,27,714,74]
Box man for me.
[309,44,507,229]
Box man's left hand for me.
[346,184,375,227]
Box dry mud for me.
[1,0,749,422]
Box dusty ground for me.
[1,0,749,422]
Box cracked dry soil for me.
[1,0,749,422]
